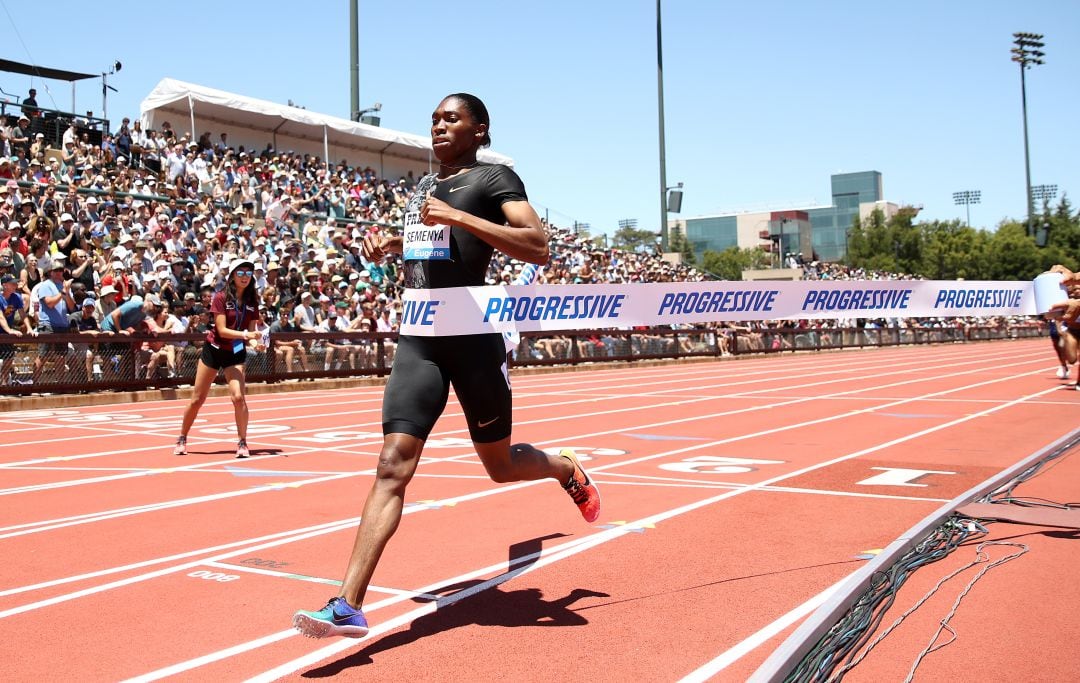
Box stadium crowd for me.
[0,112,711,384]
[0,112,1039,387]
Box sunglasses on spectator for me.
[234,270,254,277]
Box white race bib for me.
[403,211,451,260]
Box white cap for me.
[227,258,255,278]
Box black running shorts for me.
[382,333,512,443]
[200,342,247,371]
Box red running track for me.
[0,339,1075,682]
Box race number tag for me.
[403,211,450,260]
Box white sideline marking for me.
[0,346,1019,458]
[203,560,441,601]
[0,355,1048,538]
[677,578,848,683]
[0,343,972,424]
[151,382,1061,682]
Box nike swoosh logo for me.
[449,185,472,193]
[477,417,498,428]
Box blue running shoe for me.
[292,596,369,638]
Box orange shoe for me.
[560,448,600,523]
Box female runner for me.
[293,93,600,638]
[174,257,263,457]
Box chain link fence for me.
[0,322,1047,395]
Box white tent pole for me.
[323,124,329,165]
[188,94,195,140]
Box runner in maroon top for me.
[174,257,264,458]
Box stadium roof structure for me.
[139,78,513,170]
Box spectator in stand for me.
[99,293,162,377]
[268,300,308,374]
[33,259,75,383]
[1,273,28,384]
[144,299,181,379]
[11,116,31,155]
[69,295,102,382]
[21,88,39,121]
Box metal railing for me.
[0,322,1046,396]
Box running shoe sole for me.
[292,612,369,638]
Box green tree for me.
[845,216,869,267]
[855,209,898,273]
[986,222,1043,280]
[891,207,923,275]
[701,246,769,280]
[612,225,657,253]
[844,199,1080,280]
[1042,195,1080,262]
[668,225,696,266]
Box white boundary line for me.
[0,345,1017,456]
[0,345,1062,678]
[0,342,978,423]
[0,348,1048,484]
[241,383,1063,683]
[108,378,1064,682]
[0,355,1051,539]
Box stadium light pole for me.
[350,0,360,121]
[1012,32,1044,237]
[952,190,981,227]
[656,0,670,253]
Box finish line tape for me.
[398,280,1036,337]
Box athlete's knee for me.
[374,438,419,487]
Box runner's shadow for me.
[302,533,608,678]
[187,447,284,456]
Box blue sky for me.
[2,1,1077,244]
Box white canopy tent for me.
[139,78,513,181]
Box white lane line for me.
[1,348,1032,489]
[201,561,441,601]
[598,476,950,503]
[1,356,1047,536]
[0,516,359,599]
[677,578,849,683]
[0,349,1053,592]
[0,477,552,615]
[0,444,489,538]
[0,346,1018,455]
[0,341,1042,434]
[120,533,601,683]
[143,382,1061,682]
[0,344,967,423]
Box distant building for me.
[670,171,901,263]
